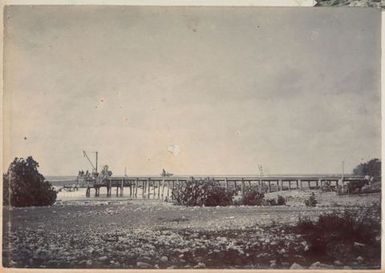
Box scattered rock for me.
[356,256,364,263]
[194,262,206,268]
[160,256,169,263]
[137,261,152,268]
[334,260,343,266]
[309,261,333,269]
[290,262,304,269]
[98,256,108,262]
[354,242,366,248]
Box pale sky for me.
[3,6,381,176]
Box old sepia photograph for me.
[2,5,382,270]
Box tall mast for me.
[95,151,98,173]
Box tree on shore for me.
[352,158,381,179]
[3,156,56,207]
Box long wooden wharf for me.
[83,174,366,199]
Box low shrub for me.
[277,195,286,205]
[265,198,277,206]
[172,177,234,207]
[295,203,381,262]
[241,189,265,206]
[304,192,317,207]
[348,180,369,194]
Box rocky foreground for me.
[2,196,381,269]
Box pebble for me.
[356,256,364,263]
[137,261,152,268]
[334,260,343,266]
[309,261,333,269]
[160,256,169,262]
[194,262,206,268]
[354,242,366,248]
[290,262,304,269]
[98,256,108,262]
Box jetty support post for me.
[142,179,145,199]
[135,178,138,198]
[166,180,170,200]
[147,178,151,199]
[121,178,124,197]
[161,178,165,200]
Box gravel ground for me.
[2,191,381,269]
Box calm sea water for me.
[46,176,78,186]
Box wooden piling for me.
[161,179,165,199]
[278,179,282,191]
[225,178,228,191]
[241,179,245,196]
[121,179,124,197]
[268,181,271,192]
[166,180,170,200]
[172,180,176,199]
[142,180,145,198]
[135,178,138,197]
[147,178,151,199]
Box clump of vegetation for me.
[295,203,381,264]
[347,180,368,194]
[304,192,317,207]
[240,189,265,206]
[172,177,234,207]
[3,156,57,207]
[263,195,286,206]
[353,158,381,180]
[277,195,286,205]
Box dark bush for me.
[277,195,286,205]
[172,177,234,206]
[347,180,368,194]
[304,192,317,207]
[3,157,57,207]
[241,189,265,206]
[265,198,277,206]
[295,203,381,262]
